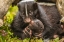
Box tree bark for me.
[0,0,15,27]
[56,0,64,17]
[56,0,64,23]
[0,0,15,19]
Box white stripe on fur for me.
[22,0,34,2]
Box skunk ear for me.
[33,2,38,10]
[17,3,20,10]
[17,3,19,8]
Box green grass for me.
[0,5,62,42]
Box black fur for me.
[11,1,62,40]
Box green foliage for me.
[0,5,20,42]
[4,5,18,24]
[0,5,61,42]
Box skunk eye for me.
[29,11,33,15]
[21,12,24,15]
[20,12,25,17]
[22,12,24,14]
